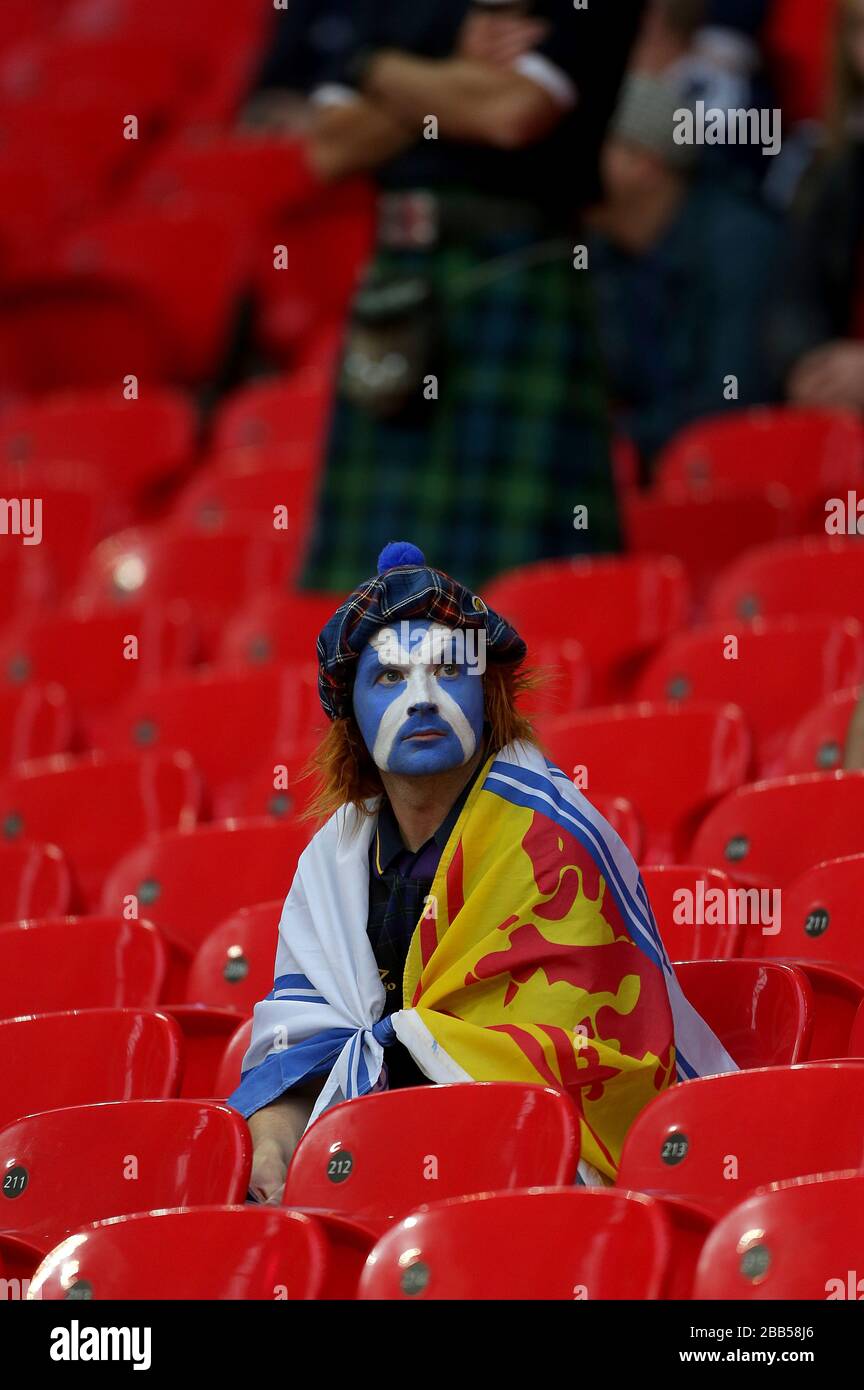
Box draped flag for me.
[229,741,736,1182]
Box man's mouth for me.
[404,728,447,741]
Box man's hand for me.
[457,11,550,67]
[788,341,864,409]
[249,1135,290,1205]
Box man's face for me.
[352,619,485,775]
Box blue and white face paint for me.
[352,619,486,775]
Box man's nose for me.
[407,697,438,717]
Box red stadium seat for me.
[623,483,794,597]
[255,181,375,360]
[138,136,320,234]
[219,741,322,824]
[102,667,320,816]
[796,964,864,1061]
[0,99,152,236]
[161,1006,254,1098]
[587,793,644,862]
[0,541,51,629]
[0,841,71,923]
[215,1017,253,1097]
[30,1207,338,1302]
[218,590,367,671]
[0,1009,182,1132]
[101,821,312,994]
[0,35,186,119]
[636,617,864,777]
[673,960,812,1068]
[693,1171,864,1300]
[0,604,196,744]
[690,772,864,889]
[359,1188,673,1300]
[186,902,282,1013]
[617,1062,864,1213]
[656,408,864,530]
[0,1100,251,1261]
[641,866,740,960]
[0,751,202,910]
[211,375,332,455]
[0,157,70,276]
[171,453,316,555]
[0,388,195,499]
[483,556,690,703]
[851,1003,864,1057]
[74,526,292,659]
[0,917,166,1019]
[514,637,590,722]
[0,1232,42,1289]
[781,686,860,776]
[0,196,254,391]
[0,0,43,51]
[760,855,864,985]
[69,0,273,125]
[708,537,864,626]
[283,1083,580,1233]
[0,684,72,773]
[764,0,839,123]
[0,461,109,592]
[541,702,750,864]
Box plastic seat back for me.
[542,702,749,863]
[284,1083,580,1227]
[0,1100,251,1254]
[0,1009,183,1132]
[674,960,813,1068]
[186,902,282,1012]
[0,917,166,1018]
[618,1062,864,1212]
[693,1171,864,1299]
[691,772,864,889]
[359,1188,671,1300]
[29,1206,329,1301]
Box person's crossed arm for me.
[307,9,572,182]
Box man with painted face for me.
[231,542,735,1203]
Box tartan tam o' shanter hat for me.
[316,541,527,721]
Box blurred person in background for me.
[769,0,864,410]
[633,0,775,191]
[586,73,781,467]
[295,0,647,593]
[240,0,359,134]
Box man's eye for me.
[378,669,404,685]
[438,663,459,677]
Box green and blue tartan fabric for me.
[300,232,620,596]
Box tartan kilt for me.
[300,231,619,593]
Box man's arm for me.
[247,1076,325,1201]
[845,693,864,771]
[363,51,566,150]
[306,94,418,182]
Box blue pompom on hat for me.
[377,541,426,573]
[316,541,526,721]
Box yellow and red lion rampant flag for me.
[232,742,735,1181]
